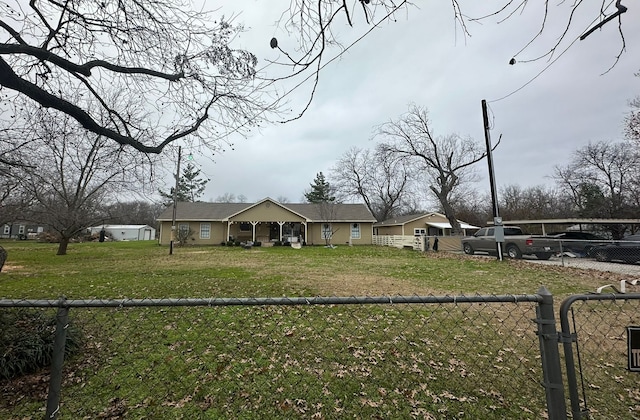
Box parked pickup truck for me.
[462,226,558,260]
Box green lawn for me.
[0,240,630,299]
[1,241,637,418]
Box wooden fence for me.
[372,235,462,252]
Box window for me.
[414,228,426,236]
[200,223,211,239]
[18,225,25,234]
[321,223,332,239]
[239,222,252,232]
[178,223,190,235]
[3,225,9,235]
[351,223,361,239]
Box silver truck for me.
[461,226,558,260]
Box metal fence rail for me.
[560,293,640,419]
[1,294,561,419]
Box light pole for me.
[169,146,182,255]
[481,100,504,261]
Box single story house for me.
[89,225,156,241]
[156,198,377,246]
[373,212,479,252]
[1,222,44,239]
[374,212,479,237]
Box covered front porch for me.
[227,221,307,244]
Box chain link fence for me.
[518,239,640,277]
[2,295,553,419]
[560,294,640,419]
[556,238,640,263]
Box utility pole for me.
[169,146,182,255]
[481,100,504,261]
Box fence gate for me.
[559,293,640,419]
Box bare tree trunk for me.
[431,187,462,235]
[57,238,70,256]
[0,246,7,272]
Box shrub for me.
[226,240,235,247]
[220,241,226,246]
[0,309,83,380]
[37,231,60,243]
[254,241,262,247]
[274,241,282,246]
[234,241,241,247]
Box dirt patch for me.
[0,264,24,273]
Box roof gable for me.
[226,198,309,221]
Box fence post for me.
[45,297,69,419]
[536,286,567,420]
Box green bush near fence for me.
[0,308,83,380]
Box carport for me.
[491,218,640,237]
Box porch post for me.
[251,221,258,242]
[302,222,307,244]
[226,221,231,242]
[277,221,285,241]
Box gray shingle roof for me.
[374,213,432,227]
[156,199,376,222]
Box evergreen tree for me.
[160,163,209,204]
[304,172,336,203]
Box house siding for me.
[159,221,228,245]
[156,199,377,246]
[374,225,404,236]
[306,222,373,246]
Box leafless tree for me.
[20,106,154,255]
[3,1,626,161]
[1,1,275,155]
[554,140,640,238]
[498,184,573,222]
[214,193,239,203]
[376,104,492,235]
[330,146,415,221]
[105,200,165,228]
[0,126,33,226]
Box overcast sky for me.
[165,1,640,205]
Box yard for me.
[1,241,631,299]
[1,241,638,418]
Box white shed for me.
[90,225,156,241]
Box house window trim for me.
[351,223,361,239]
[178,223,190,235]
[414,228,426,236]
[321,223,332,240]
[3,225,9,235]
[200,223,211,240]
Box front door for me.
[270,223,279,241]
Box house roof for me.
[374,213,433,227]
[374,212,478,229]
[156,198,377,223]
[91,224,154,230]
[426,221,479,230]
